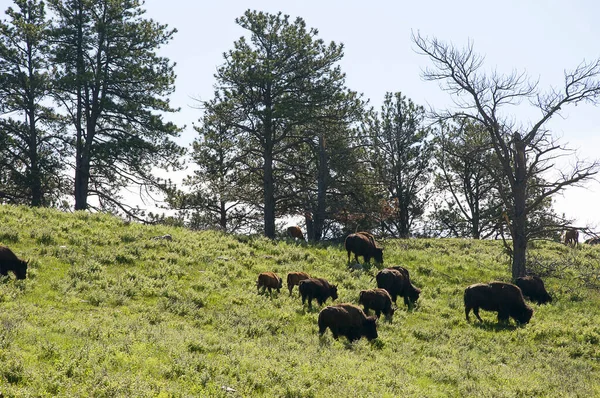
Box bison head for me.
[330,285,338,301]
[362,316,378,340]
[374,248,384,264]
[358,290,366,305]
[277,276,283,289]
[14,259,28,280]
[408,284,421,304]
[516,306,534,324]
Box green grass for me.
[0,204,599,397]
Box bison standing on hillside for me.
[345,232,383,265]
[464,281,533,324]
[298,278,338,309]
[318,303,378,342]
[0,246,28,280]
[376,268,421,308]
[287,226,305,241]
[358,288,395,319]
[515,275,552,304]
[256,272,283,296]
[564,229,579,247]
[287,271,310,295]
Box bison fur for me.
[298,278,338,309]
[345,232,383,265]
[287,271,310,295]
[464,281,533,324]
[358,288,395,319]
[376,268,420,308]
[0,246,28,280]
[318,303,378,341]
[256,272,282,295]
[515,276,552,304]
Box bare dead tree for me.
[413,33,600,279]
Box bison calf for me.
[256,272,282,296]
[0,246,28,280]
[464,282,533,324]
[345,232,384,265]
[298,278,338,309]
[287,271,310,295]
[376,268,421,308]
[318,303,378,342]
[515,275,552,304]
[358,288,395,319]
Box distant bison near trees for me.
[358,288,395,319]
[256,272,282,295]
[345,232,383,264]
[318,303,378,341]
[287,271,310,295]
[564,229,579,247]
[376,268,421,308]
[464,282,533,324]
[287,226,305,241]
[0,246,28,280]
[515,276,552,304]
[298,278,338,309]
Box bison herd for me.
[0,226,576,344]
[258,230,559,343]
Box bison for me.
[287,271,310,295]
[376,268,421,308]
[345,232,383,265]
[0,246,28,280]
[358,288,395,319]
[464,281,533,324]
[585,237,600,245]
[564,229,579,247]
[298,278,338,309]
[318,303,378,341]
[515,275,552,304]
[287,226,305,241]
[256,272,282,295]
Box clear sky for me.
[2,0,599,230]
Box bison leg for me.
[473,307,483,322]
[288,285,293,296]
[375,309,381,318]
[354,253,360,264]
[347,250,352,263]
[497,310,510,324]
[465,306,471,322]
[307,296,313,309]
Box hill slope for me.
[0,205,599,397]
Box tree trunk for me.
[511,133,527,279]
[74,143,90,210]
[219,200,227,230]
[27,108,42,207]
[263,152,276,238]
[312,133,328,242]
[73,3,88,211]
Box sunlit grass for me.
[0,204,598,396]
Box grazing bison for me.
[464,282,533,324]
[564,229,579,247]
[515,275,552,304]
[345,232,383,265]
[298,278,338,309]
[0,246,28,280]
[287,226,305,241]
[256,272,282,295]
[376,268,421,308]
[358,288,395,319]
[287,271,310,295]
[318,303,378,341]
[585,237,600,245]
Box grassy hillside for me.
[0,204,599,397]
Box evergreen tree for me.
[49,0,183,216]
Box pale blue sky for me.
[2,0,599,230]
[140,0,600,230]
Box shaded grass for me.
[0,204,598,396]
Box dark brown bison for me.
[464,282,533,324]
[0,246,28,280]
[287,226,305,241]
[256,272,282,295]
[376,268,421,308]
[585,237,600,245]
[318,303,378,341]
[298,278,338,309]
[287,271,310,295]
[515,275,552,304]
[564,229,579,247]
[358,288,395,319]
[345,232,383,264]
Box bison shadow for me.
[470,320,524,332]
